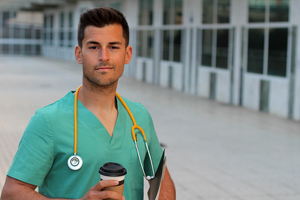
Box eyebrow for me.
[86,41,123,45]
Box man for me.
[1,7,175,200]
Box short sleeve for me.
[7,109,54,186]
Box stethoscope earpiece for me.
[68,154,83,170]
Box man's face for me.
[75,24,132,88]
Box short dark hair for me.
[77,7,130,47]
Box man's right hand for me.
[78,180,125,200]
[1,176,124,200]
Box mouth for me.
[95,64,114,71]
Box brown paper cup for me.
[99,162,127,199]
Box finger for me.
[97,190,125,200]
[93,180,119,191]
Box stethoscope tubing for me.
[69,86,155,180]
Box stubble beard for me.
[82,61,120,90]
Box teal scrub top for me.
[7,91,163,200]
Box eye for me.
[109,46,120,50]
[89,46,97,50]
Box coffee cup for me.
[99,162,127,198]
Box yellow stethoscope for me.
[68,85,155,180]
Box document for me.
[147,150,166,200]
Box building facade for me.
[1,0,300,121]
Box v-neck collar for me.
[73,92,128,150]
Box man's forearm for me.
[158,167,176,200]
[1,176,67,200]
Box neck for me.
[78,81,118,112]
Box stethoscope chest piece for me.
[68,154,83,170]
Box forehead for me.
[83,24,125,44]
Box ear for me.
[75,45,83,64]
[124,45,133,64]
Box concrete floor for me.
[0,55,300,199]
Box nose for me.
[99,48,109,61]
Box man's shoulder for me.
[35,91,73,116]
[118,96,148,112]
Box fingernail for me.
[114,180,119,185]
[122,197,125,200]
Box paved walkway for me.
[0,55,300,200]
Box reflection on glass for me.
[68,31,73,47]
[201,29,213,66]
[137,31,143,57]
[14,44,21,54]
[173,30,181,62]
[43,16,47,29]
[139,0,153,25]
[14,27,21,38]
[137,30,154,58]
[147,30,154,58]
[25,28,31,39]
[68,12,73,28]
[202,0,213,24]
[248,0,265,22]
[174,0,183,25]
[163,0,182,25]
[60,13,64,27]
[269,0,289,22]
[163,0,171,25]
[268,28,287,77]
[25,45,31,55]
[216,29,229,69]
[3,44,9,53]
[217,0,230,23]
[247,28,264,74]
[36,30,41,39]
[163,30,170,60]
[59,31,64,47]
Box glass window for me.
[248,0,266,22]
[203,0,230,24]
[60,12,64,47]
[13,44,21,54]
[247,28,264,74]
[68,32,73,47]
[59,31,64,47]
[162,29,183,62]
[249,0,289,23]
[14,27,21,38]
[217,0,230,23]
[173,30,182,62]
[68,12,73,28]
[2,12,10,26]
[216,29,229,69]
[202,0,214,24]
[269,0,289,22]
[139,0,153,25]
[201,29,213,66]
[25,45,31,55]
[60,12,64,28]
[137,30,154,58]
[25,28,32,39]
[3,44,9,54]
[268,28,288,77]
[201,28,230,69]
[43,15,47,29]
[163,30,171,60]
[163,0,182,25]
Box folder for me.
[147,150,166,200]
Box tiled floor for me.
[0,55,300,199]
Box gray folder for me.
[147,150,166,200]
